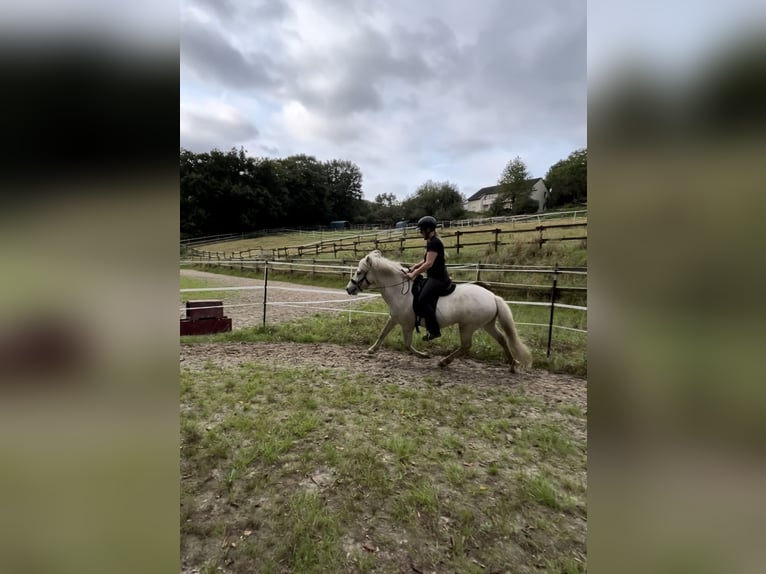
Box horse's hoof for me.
[438,359,449,368]
[366,348,377,355]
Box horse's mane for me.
[368,250,406,274]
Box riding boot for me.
[423,311,441,340]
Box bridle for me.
[349,270,371,290]
[350,268,411,295]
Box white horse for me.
[345,250,532,372]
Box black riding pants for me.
[416,278,447,335]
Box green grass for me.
[180,361,587,573]
[180,276,238,302]
[181,294,586,376]
[181,215,587,375]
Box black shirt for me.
[424,235,449,282]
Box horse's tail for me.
[495,296,533,368]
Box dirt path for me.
[180,341,586,412]
[180,269,586,412]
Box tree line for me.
[180,147,586,237]
[181,148,365,237]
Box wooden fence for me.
[187,221,587,261]
[179,259,587,355]
[180,257,587,304]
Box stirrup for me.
[422,332,441,341]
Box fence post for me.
[262,262,269,328]
[475,262,480,282]
[494,228,500,252]
[546,263,559,357]
[456,230,461,254]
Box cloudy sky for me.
[180,0,586,202]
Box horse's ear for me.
[365,255,372,265]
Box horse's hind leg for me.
[367,316,396,354]
[483,322,520,373]
[438,326,475,368]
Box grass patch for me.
[180,275,239,302]
[181,360,586,573]
[518,471,565,510]
[182,295,586,375]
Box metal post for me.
[546,264,558,357]
[262,262,269,328]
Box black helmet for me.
[417,215,437,231]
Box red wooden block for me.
[180,317,232,336]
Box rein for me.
[351,268,411,295]
[349,270,371,290]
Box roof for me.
[466,178,543,202]
[466,185,502,202]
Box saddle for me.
[412,276,456,332]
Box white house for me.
[465,178,549,213]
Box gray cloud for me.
[180,0,587,200]
[187,0,291,25]
[280,22,439,119]
[180,15,277,89]
[181,106,259,152]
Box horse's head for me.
[346,251,380,295]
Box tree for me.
[493,156,533,215]
[275,154,330,227]
[180,148,370,234]
[370,193,403,226]
[325,159,364,221]
[544,148,587,208]
[180,147,253,236]
[402,180,465,222]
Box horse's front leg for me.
[402,325,430,359]
[367,316,396,354]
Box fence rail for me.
[181,258,586,294]
[186,220,587,262]
[181,232,244,247]
[180,259,586,357]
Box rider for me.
[403,215,451,341]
